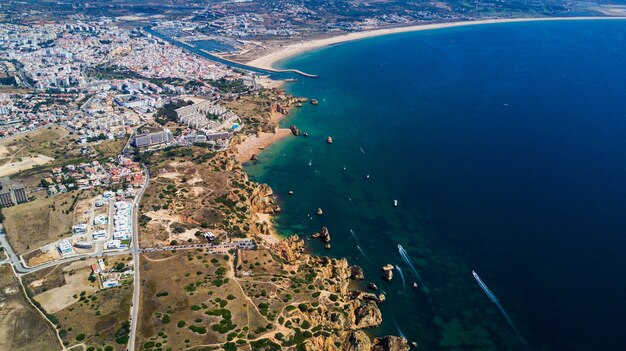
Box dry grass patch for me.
[32,259,99,313]
[93,137,128,159]
[137,249,270,350]
[0,265,60,351]
[55,284,132,351]
[3,190,84,255]
[0,126,68,162]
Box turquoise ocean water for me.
[245,20,626,350]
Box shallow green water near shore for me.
[245,20,626,350]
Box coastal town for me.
[0,0,623,350]
[0,10,410,351]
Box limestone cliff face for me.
[304,331,371,351]
[314,256,351,295]
[349,299,383,329]
[304,332,409,351]
[270,235,304,262]
[372,336,410,351]
[256,220,270,235]
[249,183,276,214]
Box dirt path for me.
[142,254,179,263]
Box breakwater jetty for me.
[145,27,318,79]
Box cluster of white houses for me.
[108,201,131,249]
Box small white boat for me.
[393,199,398,207]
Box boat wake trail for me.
[398,244,436,312]
[472,271,528,345]
[393,317,406,339]
[395,265,406,292]
[357,245,370,262]
[398,245,425,287]
[350,229,359,243]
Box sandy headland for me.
[246,16,626,71]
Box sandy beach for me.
[236,128,292,164]
[247,16,626,71]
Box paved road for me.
[0,230,133,274]
[127,164,149,351]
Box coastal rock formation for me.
[271,235,304,262]
[320,226,331,243]
[314,257,351,295]
[352,291,386,304]
[382,264,394,282]
[383,270,393,282]
[271,102,290,115]
[290,125,301,136]
[249,183,276,214]
[256,220,270,235]
[304,331,371,351]
[378,293,386,303]
[350,265,365,280]
[350,300,383,328]
[372,336,410,351]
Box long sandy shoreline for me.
[247,16,626,71]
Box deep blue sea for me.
[245,20,626,351]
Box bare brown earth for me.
[0,265,60,351]
[53,255,133,351]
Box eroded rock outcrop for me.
[350,265,365,280]
[350,300,383,329]
[372,336,410,351]
[249,183,276,214]
[271,235,304,262]
[304,331,371,351]
[315,256,351,295]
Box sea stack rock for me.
[378,293,386,303]
[289,125,301,136]
[327,136,333,144]
[350,265,365,280]
[382,264,394,282]
[316,207,323,216]
[320,226,331,243]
